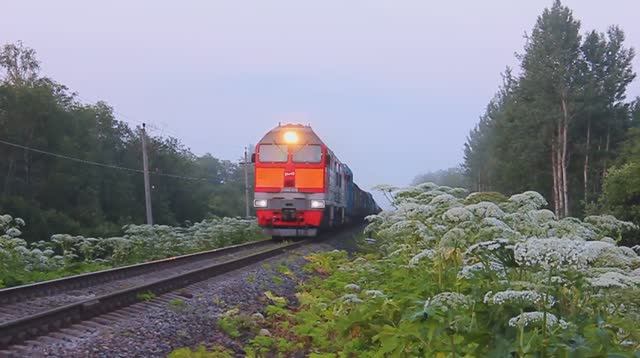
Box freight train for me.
[251,123,380,238]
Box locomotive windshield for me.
[258,144,288,162]
[293,145,322,163]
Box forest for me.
[414,1,640,241]
[0,42,252,243]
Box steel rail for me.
[0,239,273,305]
[0,239,307,349]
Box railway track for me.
[0,238,307,351]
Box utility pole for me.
[243,146,250,218]
[141,123,153,225]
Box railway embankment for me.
[3,226,363,357]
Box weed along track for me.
[0,238,308,351]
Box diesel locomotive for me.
[252,123,380,237]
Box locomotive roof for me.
[258,123,325,146]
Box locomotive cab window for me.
[258,144,288,162]
[292,144,322,163]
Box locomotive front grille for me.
[281,208,297,222]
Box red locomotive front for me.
[252,124,331,237]
[252,123,379,238]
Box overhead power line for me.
[0,138,213,182]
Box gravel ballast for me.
[14,227,362,357]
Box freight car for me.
[251,123,380,237]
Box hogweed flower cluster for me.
[484,290,554,307]
[442,207,475,223]
[458,261,506,279]
[466,202,505,219]
[514,238,588,270]
[344,283,361,292]
[508,312,568,329]
[364,290,386,298]
[408,248,436,266]
[340,294,364,304]
[588,271,640,289]
[424,292,472,312]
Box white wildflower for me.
[458,261,506,279]
[581,241,640,269]
[514,238,587,270]
[0,214,12,225]
[600,237,616,244]
[585,215,637,234]
[344,283,361,292]
[364,290,386,298]
[341,294,363,304]
[508,191,548,211]
[484,290,554,307]
[439,228,467,248]
[588,271,640,289]
[429,194,459,207]
[481,217,511,230]
[409,249,436,266]
[424,292,472,312]
[442,207,475,223]
[527,209,556,224]
[508,312,568,329]
[5,228,21,237]
[466,202,505,218]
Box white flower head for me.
[588,271,640,289]
[365,290,386,298]
[484,290,554,307]
[508,312,568,329]
[409,249,436,266]
[424,292,472,312]
[514,238,587,270]
[466,202,505,219]
[439,228,467,248]
[458,261,506,279]
[585,215,637,234]
[341,294,363,304]
[344,283,361,292]
[5,227,22,237]
[429,194,459,208]
[508,191,548,211]
[442,207,475,223]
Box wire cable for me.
[0,138,214,182]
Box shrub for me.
[0,214,263,287]
[253,184,640,356]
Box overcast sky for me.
[2,1,640,195]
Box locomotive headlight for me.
[283,131,298,144]
[310,199,325,209]
[253,199,268,208]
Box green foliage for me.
[600,162,640,245]
[169,298,187,312]
[168,345,233,358]
[597,124,640,244]
[250,184,640,356]
[463,1,636,217]
[0,42,253,244]
[0,213,263,287]
[217,308,256,339]
[136,291,156,301]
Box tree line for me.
[460,1,639,223]
[412,1,640,241]
[0,42,252,242]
